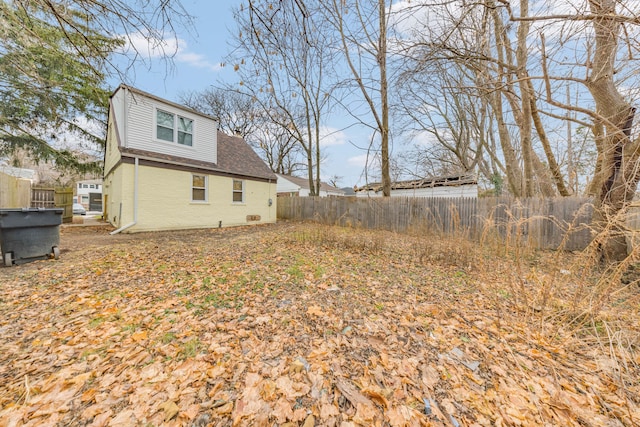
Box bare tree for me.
[580,0,640,260]
[399,0,640,259]
[180,88,259,138]
[253,116,306,175]
[327,174,343,188]
[180,87,305,174]
[395,0,573,198]
[396,50,496,182]
[228,0,335,195]
[321,0,393,196]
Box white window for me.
[178,116,193,146]
[156,110,174,142]
[232,180,244,203]
[192,174,207,202]
[156,109,193,146]
[82,184,88,189]
[89,184,95,189]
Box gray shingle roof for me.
[276,173,344,194]
[217,132,276,181]
[117,132,276,182]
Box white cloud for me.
[121,32,176,59]
[120,32,221,73]
[408,130,445,148]
[319,127,347,147]
[348,153,381,168]
[175,47,222,72]
[390,0,462,41]
[347,154,368,167]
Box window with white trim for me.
[192,174,207,201]
[156,109,193,146]
[156,110,174,142]
[177,116,193,146]
[232,180,244,203]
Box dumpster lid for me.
[0,208,64,214]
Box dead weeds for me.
[0,222,638,426]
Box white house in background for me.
[75,179,103,210]
[0,163,38,182]
[355,174,478,198]
[276,173,345,197]
[103,84,277,233]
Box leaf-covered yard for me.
[0,222,638,426]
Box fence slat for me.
[277,196,608,250]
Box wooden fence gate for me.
[89,192,102,211]
[31,187,73,223]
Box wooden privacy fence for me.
[31,187,73,223]
[0,172,31,208]
[277,196,597,251]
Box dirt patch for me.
[58,222,279,253]
[60,224,131,251]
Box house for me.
[103,84,277,233]
[0,163,38,183]
[276,173,345,197]
[2,151,102,187]
[355,174,478,198]
[0,172,31,208]
[75,179,103,211]
[340,186,356,196]
[0,163,35,209]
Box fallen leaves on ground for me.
[0,223,638,426]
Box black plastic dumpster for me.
[0,208,63,266]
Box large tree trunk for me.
[490,91,523,196]
[516,0,534,197]
[379,0,391,197]
[587,0,640,261]
[490,4,523,196]
[532,155,557,197]
[529,80,571,196]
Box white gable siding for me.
[116,87,217,164]
[276,176,301,194]
[276,174,344,197]
[110,88,125,147]
[104,105,122,173]
[319,189,345,197]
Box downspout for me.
[110,156,138,234]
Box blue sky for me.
[111,0,370,188]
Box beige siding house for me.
[103,85,277,233]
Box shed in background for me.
[355,174,478,198]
